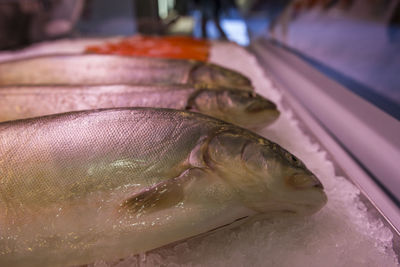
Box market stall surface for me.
[0,40,398,267]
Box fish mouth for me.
[276,200,326,216]
[265,188,327,216]
[205,216,250,234]
[286,173,324,190]
[297,189,328,214]
[245,101,278,113]
[313,178,324,189]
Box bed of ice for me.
[1,40,398,267]
[90,42,398,267]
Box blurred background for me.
[0,0,399,119]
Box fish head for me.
[206,131,327,216]
[187,89,280,129]
[189,63,253,91]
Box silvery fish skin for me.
[0,108,326,267]
[0,84,279,129]
[0,54,253,91]
[0,37,120,62]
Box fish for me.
[0,37,121,63]
[0,108,327,267]
[0,54,253,91]
[0,84,279,129]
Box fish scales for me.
[0,108,326,267]
[0,54,253,91]
[0,84,279,129]
[0,84,193,122]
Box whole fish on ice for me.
[0,54,252,90]
[0,108,326,267]
[0,84,279,129]
[0,37,120,63]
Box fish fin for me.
[119,168,204,216]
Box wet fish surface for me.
[0,84,279,129]
[0,37,120,63]
[0,108,327,267]
[0,54,252,90]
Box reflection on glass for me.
[246,0,400,118]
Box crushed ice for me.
[89,42,398,267]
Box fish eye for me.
[285,153,301,166]
[246,92,256,98]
